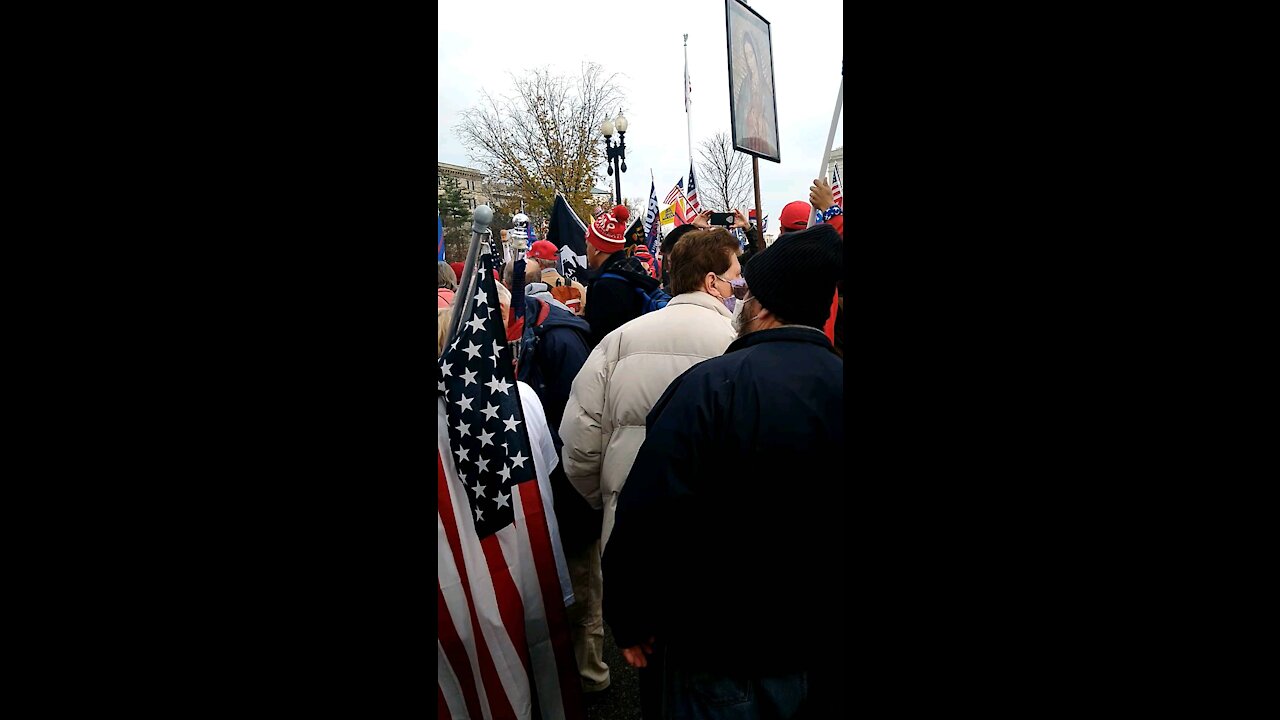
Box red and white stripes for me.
[437,391,582,719]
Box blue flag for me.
[438,213,445,262]
[643,179,660,254]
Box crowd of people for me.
[438,177,844,719]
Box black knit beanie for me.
[743,223,842,328]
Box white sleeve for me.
[517,382,573,606]
[518,382,559,474]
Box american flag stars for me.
[485,377,513,396]
[439,252,540,538]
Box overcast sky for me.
[438,0,843,228]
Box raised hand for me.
[809,178,835,211]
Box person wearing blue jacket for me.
[516,295,590,436]
[602,222,845,718]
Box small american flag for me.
[686,163,704,215]
[437,251,583,719]
[664,178,684,205]
[664,178,690,226]
[831,165,843,208]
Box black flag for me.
[623,217,646,251]
[547,194,587,257]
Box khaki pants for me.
[565,539,609,692]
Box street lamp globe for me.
[601,119,615,137]
[615,113,628,133]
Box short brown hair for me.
[438,261,457,291]
[668,228,740,295]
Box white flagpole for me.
[684,33,693,172]
[808,67,844,228]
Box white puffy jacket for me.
[558,291,737,549]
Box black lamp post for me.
[601,111,628,205]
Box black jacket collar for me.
[725,325,834,354]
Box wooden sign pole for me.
[753,156,763,246]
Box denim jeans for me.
[662,664,809,720]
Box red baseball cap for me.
[779,201,811,232]
[527,239,558,261]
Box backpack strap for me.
[600,272,654,310]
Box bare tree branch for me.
[455,63,624,218]
[695,132,754,213]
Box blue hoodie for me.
[517,296,599,551]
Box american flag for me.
[437,251,583,720]
[686,163,704,215]
[664,179,690,226]
[831,165,843,208]
[663,178,684,205]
